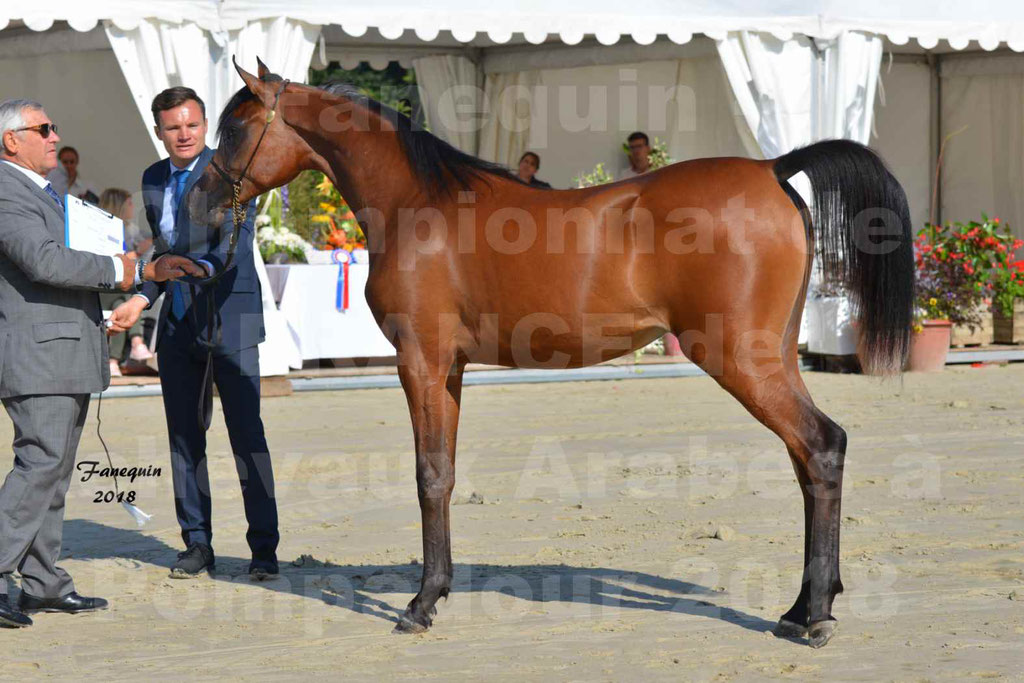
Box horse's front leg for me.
[394,349,465,633]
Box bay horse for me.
[190,59,914,648]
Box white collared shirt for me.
[618,165,649,180]
[1,159,129,284]
[2,159,48,188]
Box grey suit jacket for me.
[0,161,122,398]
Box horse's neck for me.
[303,97,417,217]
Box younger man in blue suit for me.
[111,87,279,580]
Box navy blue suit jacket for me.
[140,147,265,354]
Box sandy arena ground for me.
[2,364,1023,680]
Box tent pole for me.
[930,52,942,225]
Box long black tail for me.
[774,139,914,373]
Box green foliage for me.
[283,170,323,243]
[573,162,613,188]
[309,61,419,116]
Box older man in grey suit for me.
[0,98,201,628]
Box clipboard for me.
[65,195,124,257]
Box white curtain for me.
[105,20,213,154]
[105,17,320,154]
[716,31,881,153]
[716,30,882,351]
[716,33,816,158]
[413,54,481,154]
[478,69,543,167]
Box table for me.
[266,264,396,361]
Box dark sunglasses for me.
[15,123,58,138]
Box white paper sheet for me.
[64,195,124,256]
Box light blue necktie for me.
[170,169,191,320]
[43,183,63,208]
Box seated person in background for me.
[516,151,552,188]
[99,188,155,376]
[45,146,99,203]
[619,131,652,180]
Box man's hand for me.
[108,295,147,336]
[144,255,207,282]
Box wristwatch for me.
[136,257,148,283]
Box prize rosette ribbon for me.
[331,248,351,312]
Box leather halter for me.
[206,77,290,284]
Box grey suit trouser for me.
[0,394,89,598]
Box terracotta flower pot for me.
[907,320,952,372]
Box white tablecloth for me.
[272,264,396,362]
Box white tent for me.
[2,1,1020,226]
[1,1,1021,360]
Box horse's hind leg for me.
[774,423,846,648]
[393,348,465,634]
[696,346,846,648]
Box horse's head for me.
[189,58,314,226]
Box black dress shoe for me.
[249,557,279,581]
[18,591,108,614]
[170,542,215,578]
[0,594,32,627]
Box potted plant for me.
[257,219,310,264]
[982,220,1024,344]
[909,223,993,371]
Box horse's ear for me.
[256,57,271,80]
[233,57,276,108]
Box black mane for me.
[218,80,523,198]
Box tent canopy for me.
[5,1,1024,50]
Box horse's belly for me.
[464,313,667,369]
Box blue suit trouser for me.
[157,338,279,560]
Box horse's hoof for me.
[393,614,429,634]
[808,620,837,648]
[773,618,808,639]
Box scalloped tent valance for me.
[5,0,1024,51]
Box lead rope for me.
[190,180,243,432]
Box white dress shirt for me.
[618,165,649,180]
[1,160,131,285]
